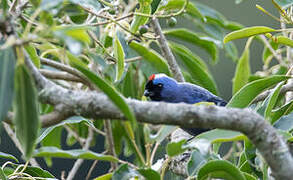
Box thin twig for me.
[66,128,94,180]
[40,57,95,89]
[40,69,85,83]
[125,56,142,63]
[150,142,160,165]
[259,35,283,65]
[151,18,184,82]
[85,160,98,180]
[64,126,86,146]
[104,120,118,171]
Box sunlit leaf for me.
[94,173,113,180]
[195,129,246,143]
[137,168,160,180]
[224,26,276,43]
[227,75,290,108]
[233,37,253,94]
[13,64,40,159]
[166,139,187,157]
[114,36,125,82]
[24,45,41,68]
[264,82,284,121]
[34,146,118,162]
[197,160,246,180]
[0,168,7,180]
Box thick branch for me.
[24,42,293,180]
[151,18,184,82]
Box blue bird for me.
[144,74,227,136]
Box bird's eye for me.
[157,83,163,88]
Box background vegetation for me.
[0,0,293,179]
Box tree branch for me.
[151,18,184,82]
[23,38,293,180]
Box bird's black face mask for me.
[144,80,163,101]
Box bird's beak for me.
[144,90,152,97]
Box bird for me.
[143,73,227,136]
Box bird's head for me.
[144,74,178,102]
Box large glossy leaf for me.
[0,152,18,162]
[170,42,218,95]
[69,55,137,128]
[165,29,219,63]
[197,160,246,180]
[233,37,253,94]
[114,36,125,82]
[227,75,290,108]
[224,26,276,43]
[34,146,118,161]
[13,64,40,159]
[159,0,205,21]
[0,46,15,123]
[131,2,151,33]
[166,139,187,157]
[129,41,171,75]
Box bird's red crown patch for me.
[148,74,155,81]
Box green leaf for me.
[68,0,101,13]
[159,0,205,21]
[13,64,40,160]
[187,149,207,176]
[224,26,276,43]
[0,168,7,180]
[69,55,137,128]
[264,82,284,121]
[262,40,278,64]
[112,164,140,180]
[233,37,253,94]
[274,112,293,131]
[137,168,160,180]
[166,139,187,157]
[0,152,18,162]
[1,0,8,17]
[10,164,55,178]
[29,0,41,7]
[34,146,118,161]
[170,42,218,95]
[24,45,41,68]
[0,46,15,123]
[197,160,246,180]
[165,29,219,63]
[114,36,125,82]
[151,0,161,14]
[227,75,290,108]
[271,100,293,123]
[129,41,171,75]
[130,3,151,33]
[94,173,113,180]
[195,129,246,143]
[271,35,293,48]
